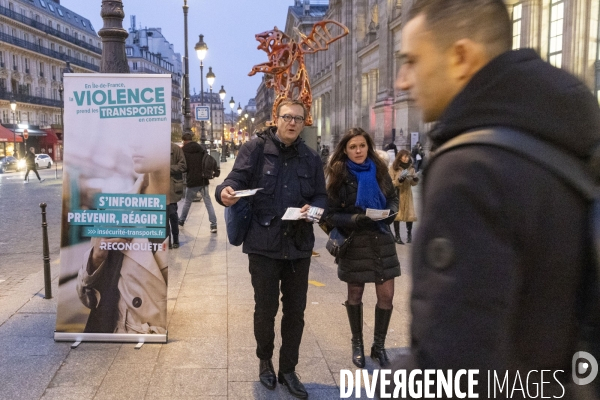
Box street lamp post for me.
[206,67,215,146]
[99,0,130,73]
[9,98,16,157]
[194,35,208,143]
[182,0,192,136]
[237,103,242,142]
[229,96,235,147]
[218,85,227,162]
[58,84,64,127]
[251,116,255,137]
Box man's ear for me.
[449,38,488,82]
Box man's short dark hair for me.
[182,133,193,141]
[408,0,511,59]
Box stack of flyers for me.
[305,206,324,222]
[282,206,325,222]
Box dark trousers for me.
[166,203,179,243]
[24,166,41,181]
[248,254,311,373]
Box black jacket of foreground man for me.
[383,49,600,399]
[215,128,328,260]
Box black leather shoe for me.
[278,371,308,399]
[259,359,276,390]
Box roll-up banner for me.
[55,74,172,343]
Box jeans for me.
[249,254,311,373]
[166,203,179,242]
[179,185,217,225]
[24,167,41,181]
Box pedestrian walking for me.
[324,128,400,368]
[23,147,44,183]
[384,0,600,397]
[178,133,219,233]
[411,141,424,171]
[168,142,186,248]
[389,149,418,244]
[216,99,327,399]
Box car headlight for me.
[17,159,26,168]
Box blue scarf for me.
[346,158,386,210]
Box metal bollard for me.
[40,203,53,299]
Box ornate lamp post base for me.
[99,0,130,73]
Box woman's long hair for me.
[326,127,392,200]
[392,149,413,171]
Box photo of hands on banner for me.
[55,75,171,336]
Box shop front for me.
[0,124,23,158]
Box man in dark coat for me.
[216,99,327,399]
[385,0,600,398]
[168,143,186,248]
[23,147,44,183]
[178,133,219,232]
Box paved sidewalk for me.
[0,155,417,400]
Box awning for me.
[42,129,60,145]
[13,128,47,137]
[0,125,23,143]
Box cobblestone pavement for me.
[0,158,422,399]
[0,166,63,297]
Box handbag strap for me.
[247,135,267,205]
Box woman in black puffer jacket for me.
[325,128,400,369]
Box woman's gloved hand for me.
[352,214,376,229]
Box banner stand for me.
[54,331,167,344]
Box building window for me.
[548,0,564,68]
[512,3,522,50]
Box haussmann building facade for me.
[277,0,599,151]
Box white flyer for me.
[366,208,392,220]
[281,206,324,222]
[233,188,263,197]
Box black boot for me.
[393,222,403,244]
[345,301,365,368]
[371,306,393,367]
[172,234,179,249]
[259,359,276,390]
[406,231,412,244]
[406,222,413,244]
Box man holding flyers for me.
[216,99,327,399]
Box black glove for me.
[353,214,376,229]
